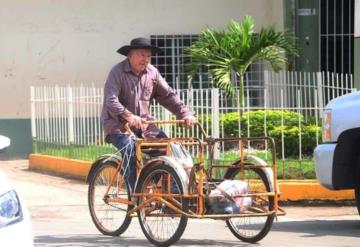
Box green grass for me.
[216,150,315,179]
[33,141,316,179]
[34,141,115,161]
[276,158,315,179]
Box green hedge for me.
[197,110,321,157]
[269,125,321,156]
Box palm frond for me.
[211,67,234,96]
[186,15,298,100]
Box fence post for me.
[30,86,36,139]
[163,108,171,135]
[30,86,38,153]
[263,70,270,107]
[350,74,356,92]
[280,89,285,161]
[67,85,75,144]
[44,86,50,142]
[211,88,220,159]
[297,90,302,161]
[316,72,324,117]
[314,89,319,146]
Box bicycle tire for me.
[224,164,275,243]
[88,161,132,236]
[136,163,188,247]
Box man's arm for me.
[153,72,196,125]
[104,71,142,128]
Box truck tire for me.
[356,162,360,216]
[356,170,360,215]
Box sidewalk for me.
[29,154,355,201]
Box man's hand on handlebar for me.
[182,115,197,128]
[128,115,147,129]
[126,115,197,129]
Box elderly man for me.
[101,37,196,190]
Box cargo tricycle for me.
[87,120,284,246]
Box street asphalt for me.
[1,160,360,247]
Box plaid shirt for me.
[101,59,194,139]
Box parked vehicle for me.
[314,91,360,214]
[0,135,34,247]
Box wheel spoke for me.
[225,166,274,243]
[137,164,188,246]
[88,162,132,236]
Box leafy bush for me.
[219,110,304,136]
[220,112,241,137]
[269,125,321,156]
[198,110,321,157]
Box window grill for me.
[320,0,354,74]
[150,35,209,89]
[150,34,266,106]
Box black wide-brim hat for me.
[117,37,162,56]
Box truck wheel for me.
[356,164,360,216]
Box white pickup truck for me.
[314,90,360,213]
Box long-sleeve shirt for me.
[101,59,194,139]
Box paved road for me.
[1,160,360,247]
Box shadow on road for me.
[34,234,249,247]
[272,219,360,238]
[33,219,360,246]
[34,235,147,247]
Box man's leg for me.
[145,131,169,157]
[156,131,168,138]
[110,134,136,191]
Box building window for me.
[320,0,354,74]
[150,34,265,106]
[150,35,264,94]
[150,35,210,89]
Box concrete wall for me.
[0,0,284,118]
[0,0,284,158]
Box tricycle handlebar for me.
[124,119,208,138]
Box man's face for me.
[128,49,152,75]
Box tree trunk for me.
[237,71,245,109]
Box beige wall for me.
[0,0,283,118]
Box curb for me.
[29,154,355,201]
[29,154,91,180]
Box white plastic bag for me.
[170,142,193,176]
[210,180,252,208]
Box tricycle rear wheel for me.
[224,165,275,243]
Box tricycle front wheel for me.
[224,166,275,243]
[88,161,132,236]
[136,163,188,247]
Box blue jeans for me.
[110,131,168,191]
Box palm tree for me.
[187,15,298,107]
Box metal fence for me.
[30,70,355,178]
